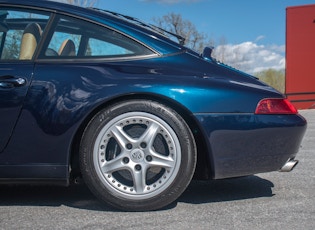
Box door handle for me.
[0,76,26,88]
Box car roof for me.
[0,0,134,26]
[0,0,185,54]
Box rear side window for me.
[87,36,133,56]
[42,15,154,59]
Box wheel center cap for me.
[130,149,144,162]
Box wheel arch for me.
[69,93,213,181]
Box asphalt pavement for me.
[0,110,314,230]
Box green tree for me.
[255,69,285,93]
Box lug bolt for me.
[146,155,152,162]
[135,164,142,171]
[123,157,130,164]
[126,143,133,150]
[140,142,147,148]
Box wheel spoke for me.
[140,122,160,146]
[132,168,147,193]
[149,152,175,168]
[101,155,127,173]
[110,125,134,149]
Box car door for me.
[0,63,33,152]
[0,7,50,152]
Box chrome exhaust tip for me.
[280,159,299,172]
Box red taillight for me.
[255,98,298,114]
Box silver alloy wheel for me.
[93,112,181,199]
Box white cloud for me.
[212,41,285,74]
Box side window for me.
[87,37,133,56]
[0,9,50,61]
[47,31,80,57]
[43,16,154,59]
[1,29,23,60]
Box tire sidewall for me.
[80,99,196,211]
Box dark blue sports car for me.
[0,0,307,211]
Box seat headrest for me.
[19,23,42,60]
[58,39,76,56]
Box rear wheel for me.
[80,100,196,211]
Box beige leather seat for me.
[19,23,42,60]
[58,39,76,56]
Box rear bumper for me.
[195,113,307,179]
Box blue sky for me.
[94,0,315,73]
[98,0,314,46]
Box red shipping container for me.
[286,4,315,109]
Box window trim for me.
[36,53,159,64]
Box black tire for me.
[79,100,196,211]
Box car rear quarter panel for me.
[195,113,307,179]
